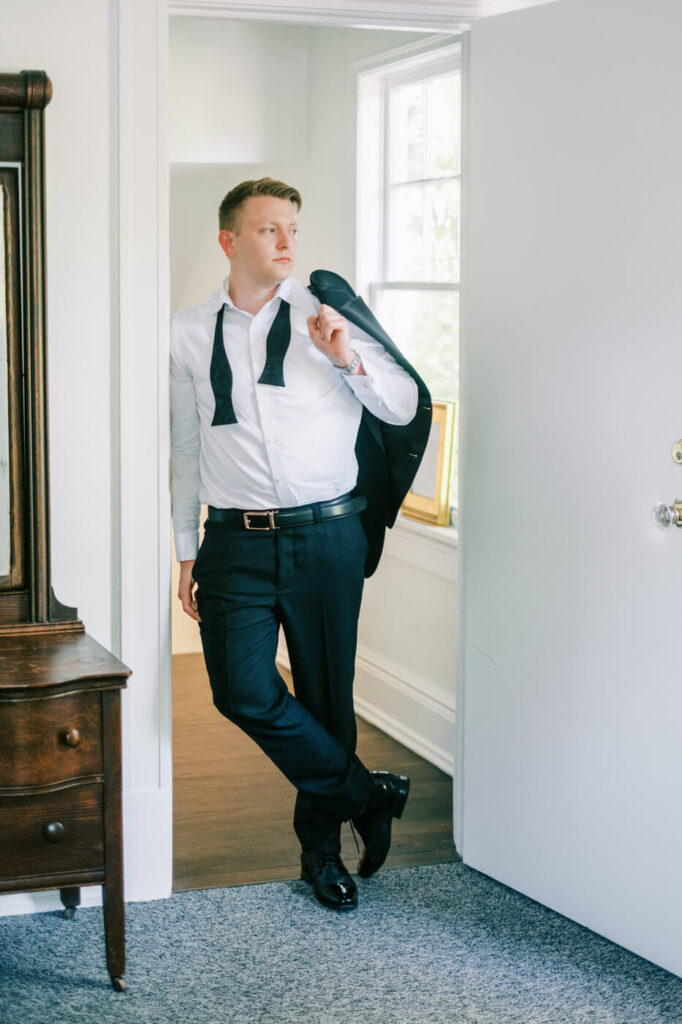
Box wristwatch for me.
[336,350,362,375]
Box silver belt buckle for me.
[243,509,279,531]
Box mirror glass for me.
[0,181,9,578]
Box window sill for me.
[394,511,458,546]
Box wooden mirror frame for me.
[0,71,81,634]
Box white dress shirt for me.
[170,276,418,560]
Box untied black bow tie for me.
[210,298,292,426]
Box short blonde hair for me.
[218,178,302,232]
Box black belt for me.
[208,494,367,531]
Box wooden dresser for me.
[0,632,130,990]
[0,71,131,991]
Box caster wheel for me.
[111,976,127,993]
[61,907,75,921]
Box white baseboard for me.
[123,786,173,902]
[354,647,455,776]
[0,787,173,919]
[0,887,103,918]
[276,637,455,776]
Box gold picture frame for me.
[400,400,456,526]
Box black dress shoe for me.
[353,771,410,878]
[300,852,358,911]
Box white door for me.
[458,0,682,975]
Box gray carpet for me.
[1,863,681,1024]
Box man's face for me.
[219,195,299,288]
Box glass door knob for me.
[652,502,682,528]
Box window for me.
[357,43,461,507]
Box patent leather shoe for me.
[300,852,358,911]
[353,771,410,878]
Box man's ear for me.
[218,229,235,259]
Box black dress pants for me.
[193,507,373,854]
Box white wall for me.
[460,0,682,975]
[170,19,309,163]
[169,20,458,773]
[0,2,116,917]
[169,21,433,313]
[0,0,171,916]
[357,519,457,774]
[1,0,116,645]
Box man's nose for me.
[277,231,292,249]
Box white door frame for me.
[168,0,469,31]
[144,0,466,900]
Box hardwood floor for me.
[172,652,459,891]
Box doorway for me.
[168,12,460,891]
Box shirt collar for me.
[208,276,295,316]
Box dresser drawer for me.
[0,691,103,789]
[0,783,104,880]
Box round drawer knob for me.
[63,728,82,748]
[42,821,66,843]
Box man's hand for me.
[178,559,200,621]
[307,305,364,373]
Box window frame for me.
[357,42,461,397]
[357,42,462,519]
[379,53,461,289]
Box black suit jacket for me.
[308,270,432,577]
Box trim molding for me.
[353,692,454,777]
[168,1,468,30]
[117,0,173,903]
[122,786,173,901]
[276,638,455,776]
[356,643,455,713]
[351,35,461,73]
[0,887,103,919]
[168,0,554,26]
[354,646,455,776]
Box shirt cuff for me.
[174,531,199,562]
[344,373,378,396]
[342,357,379,396]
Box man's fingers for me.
[307,313,321,340]
[182,597,200,622]
[178,579,201,621]
[308,306,346,344]
[184,602,200,622]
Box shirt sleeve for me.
[170,323,202,561]
[341,327,419,426]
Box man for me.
[171,178,421,912]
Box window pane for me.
[430,178,459,282]
[426,72,460,176]
[389,80,424,183]
[387,182,425,281]
[388,179,459,283]
[374,288,459,403]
